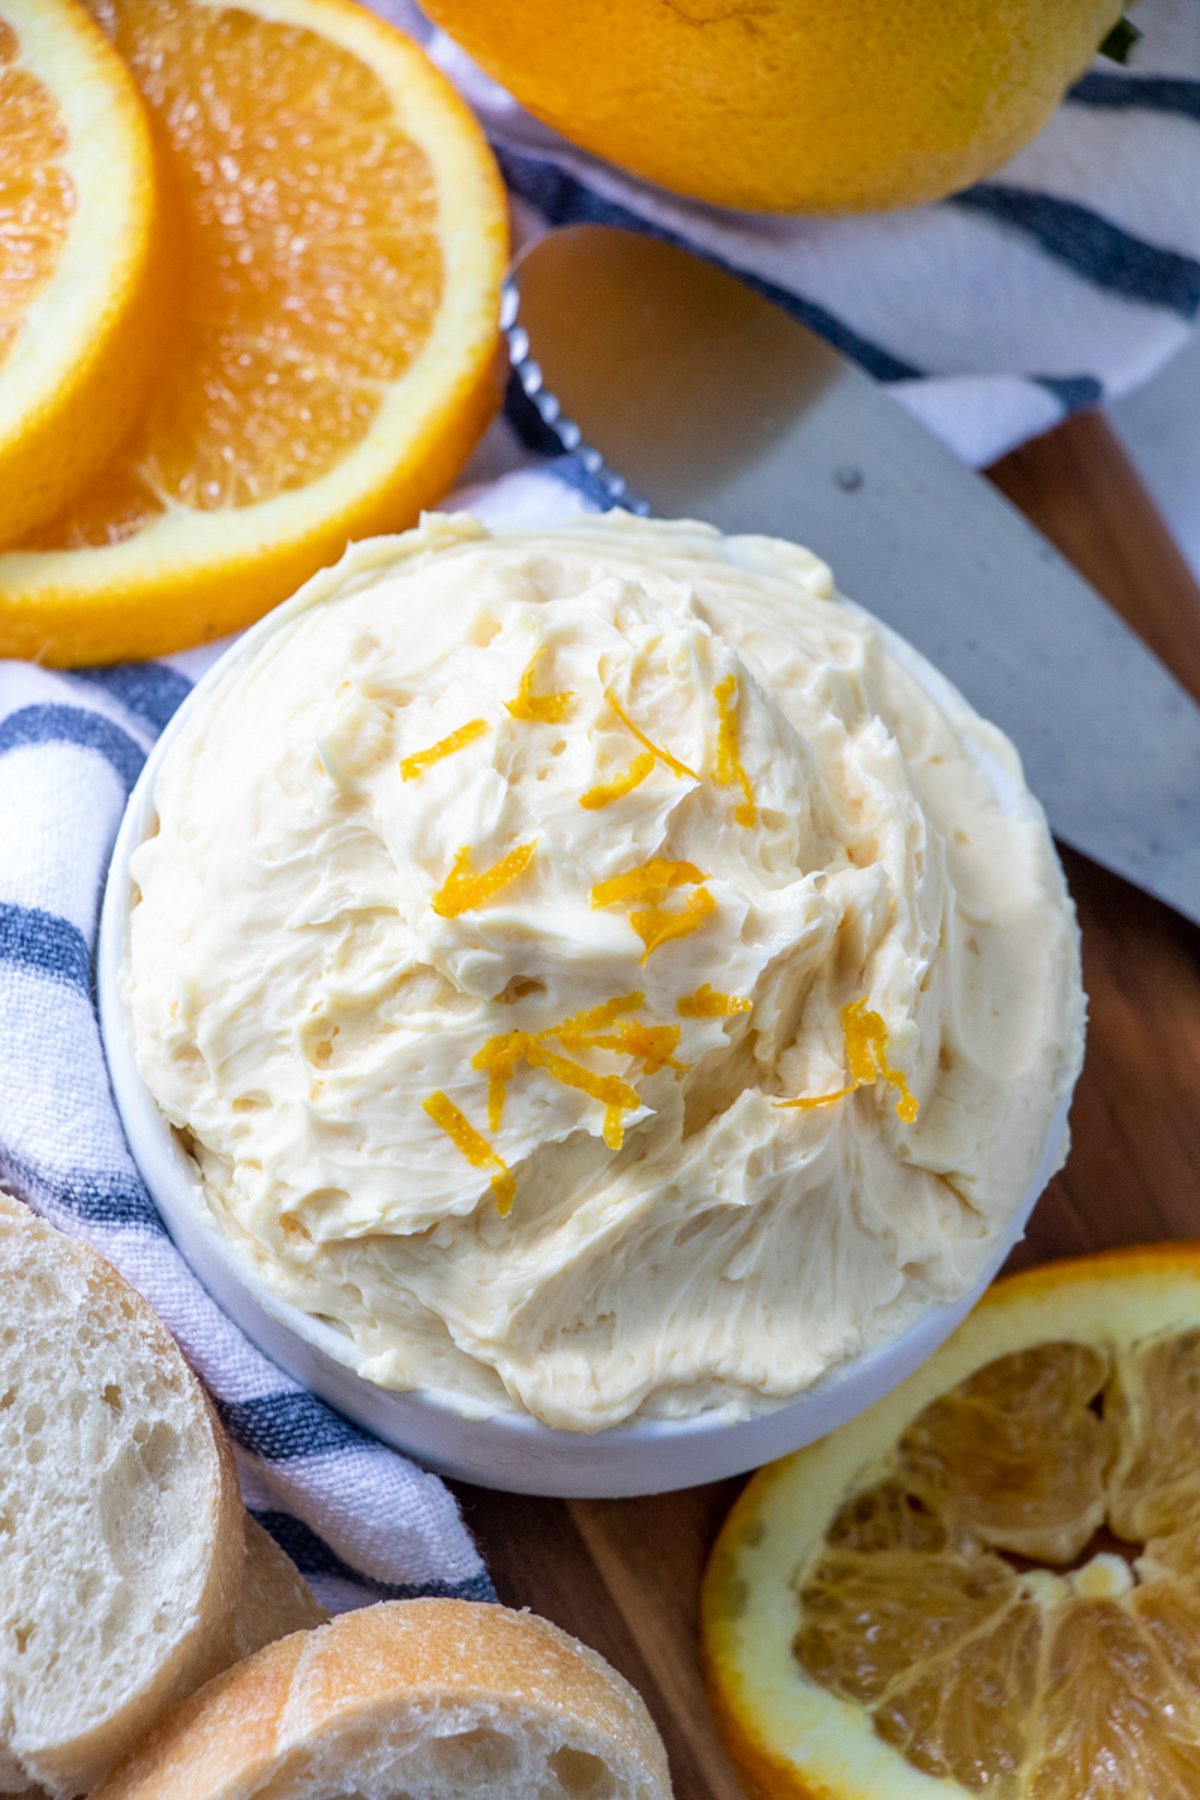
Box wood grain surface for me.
[451,411,1200,1800]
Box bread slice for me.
[93,1599,675,1799]
[0,1196,245,1797]
[230,1519,328,1662]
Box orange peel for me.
[712,673,756,827]
[703,1244,1200,1800]
[505,647,574,723]
[604,687,697,781]
[422,1089,514,1216]
[780,998,919,1123]
[431,840,536,919]
[400,718,488,782]
[579,752,655,810]
[677,984,753,1019]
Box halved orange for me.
[0,0,164,548]
[704,1247,1200,1800]
[0,0,507,666]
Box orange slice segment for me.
[703,1246,1200,1800]
[0,0,163,547]
[0,0,506,665]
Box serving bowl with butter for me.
[99,512,1084,1495]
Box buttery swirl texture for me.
[126,513,1085,1429]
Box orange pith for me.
[703,1247,1200,1800]
[0,18,72,372]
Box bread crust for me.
[0,1196,245,1796]
[92,1599,674,1798]
[227,1519,329,1661]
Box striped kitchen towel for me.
[0,641,500,1613]
[384,0,1200,468]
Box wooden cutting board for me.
[450,411,1200,1800]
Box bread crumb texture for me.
[0,1196,243,1797]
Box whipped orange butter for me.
[125,513,1085,1431]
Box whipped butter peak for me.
[126,512,1085,1431]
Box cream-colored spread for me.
[126,513,1085,1430]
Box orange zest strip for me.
[591,857,708,911]
[471,1033,527,1132]
[579,751,655,810]
[472,1030,642,1150]
[547,993,683,1073]
[400,717,488,782]
[677,984,753,1019]
[431,840,537,919]
[778,998,919,1123]
[550,992,645,1046]
[779,1083,857,1114]
[630,887,717,962]
[712,674,756,827]
[604,687,698,781]
[423,1090,515,1217]
[506,647,574,723]
[580,1021,684,1074]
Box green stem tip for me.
[1099,16,1143,65]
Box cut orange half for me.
[0,0,507,666]
[0,0,164,548]
[703,1246,1200,1800]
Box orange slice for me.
[0,0,507,665]
[0,0,163,547]
[703,1246,1200,1800]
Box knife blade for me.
[506,225,1200,927]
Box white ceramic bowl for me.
[97,603,1072,1499]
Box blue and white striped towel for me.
[389,0,1200,468]
[0,640,498,1613]
[3,0,1199,1610]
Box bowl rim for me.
[96,522,1077,1478]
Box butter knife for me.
[506,225,1200,926]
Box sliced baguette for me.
[230,1519,328,1662]
[0,1196,245,1797]
[93,1598,675,1799]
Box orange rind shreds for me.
[431,841,537,919]
[422,1090,514,1216]
[0,0,166,547]
[703,1245,1200,1800]
[780,998,919,1124]
[0,0,507,665]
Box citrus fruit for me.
[421,0,1123,214]
[0,0,507,667]
[0,0,164,548]
[703,1246,1200,1799]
